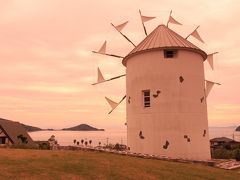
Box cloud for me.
[0,0,239,128]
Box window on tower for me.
[143,90,150,107]
[164,50,177,58]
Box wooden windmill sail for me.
[92,10,220,114]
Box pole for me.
[92,51,124,58]
[166,10,172,27]
[139,9,148,36]
[108,95,126,114]
[92,74,126,85]
[186,25,200,39]
[111,23,136,47]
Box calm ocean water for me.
[29,129,127,146]
[29,127,240,146]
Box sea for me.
[29,127,240,147]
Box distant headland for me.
[236,126,240,131]
[62,124,104,131]
[22,123,104,132]
[21,124,42,132]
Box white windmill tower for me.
[92,10,219,160]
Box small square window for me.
[143,90,150,108]
[0,137,6,144]
[145,103,150,107]
[144,97,150,102]
[164,50,177,58]
[144,91,150,96]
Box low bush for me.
[235,149,240,161]
[211,149,235,159]
[38,142,50,150]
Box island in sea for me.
[236,125,240,131]
[21,123,104,132]
[62,124,104,131]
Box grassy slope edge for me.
[0,149,239,180]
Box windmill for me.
[92,10,220,160]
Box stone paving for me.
[215,160,240,170]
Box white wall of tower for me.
[126,49,211,160]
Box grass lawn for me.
[0,148,239,180]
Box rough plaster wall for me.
[126,49,210,160]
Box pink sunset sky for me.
[0,0,239,129]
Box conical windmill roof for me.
[122,24,207,66]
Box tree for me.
[77,141,80,146]
[89,140,92,146]
[85,141,88,146]
[81,139,84,145]
[99,142,101,146]
[115,143,120,151]
[17,134,28,144]
[73,139,76,145]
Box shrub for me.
[211,149,235,159]
[114,143,127,151]
[235,149,240,161]
[114,143,120,151]
[38,142,50,150]
[231,144,240,150]
[17,134,28,144]
[10,144,37,149]
[224,143,232,150]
